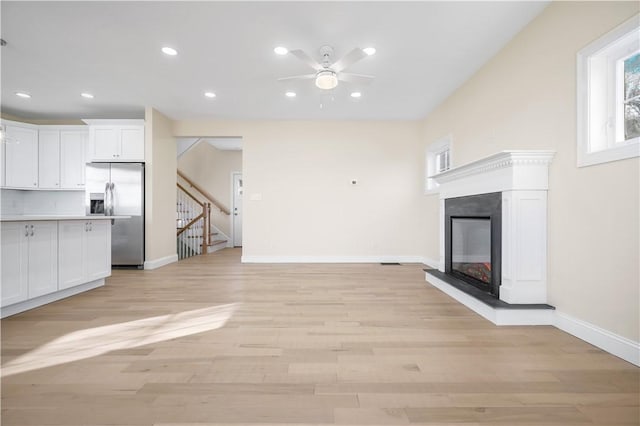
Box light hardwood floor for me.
[1,248,638,425]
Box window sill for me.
[577,139,640,167]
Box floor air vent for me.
[380,262,401,266]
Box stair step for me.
[209,239,227,246]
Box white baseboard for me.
[1,279,105,319]
[425,273,640,366]
[241,255,428,264]
[144,254,178,270]
[421,256,440,269]
[554,311,640,367]
[207,243,227,254]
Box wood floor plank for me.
[1,248,638,425]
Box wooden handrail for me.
[177,169,231,215]
[177,182,204,208]
[177,212,205,237]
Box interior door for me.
[233,173,243,247]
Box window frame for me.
[577,14,640,167]
[425,135,452,195]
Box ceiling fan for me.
[278,45,375,90]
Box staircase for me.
[176,174,230,260]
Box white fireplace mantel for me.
[431,150,555,307]
[433,150,555,199]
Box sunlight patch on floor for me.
[1,303,238,377]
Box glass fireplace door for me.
[451,217,492,285]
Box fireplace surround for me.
[425,151,556,325]
[445,192,501,297]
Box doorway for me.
[232,172,243,247]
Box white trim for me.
[425,134,453,195]
[242,255,429,264]
[576,14,640,167]
[432,150,555,187]
[554,311,640,367]
[0,279,104,318]
[230,171,242,248]
[82,119,144,126]
[422,256,440,269]
[144,254,178,270]
[425,272,554,326]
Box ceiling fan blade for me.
[338,73,375,85]
[277,74,316,82]
[331,48,367,72]
[289,49,323,71]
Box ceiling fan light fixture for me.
[274,46,288,55]
[315,70,338,90]
[161,46,178,56]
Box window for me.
[425,135,452,194]
[577,14,640,167]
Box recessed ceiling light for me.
[363,47,376,56]
[81,93,94,99]
[161,46,178,56]
[285,91,296,98]
[350,92,362,98]
[274,46,288,55]
[204,92,216,98]
[15,92,31,98]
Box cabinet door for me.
[119,127,144,160]
[1,223,29,307]
[85,220,111,281]
[91,127,119,161]
[58,221,86,290]
[60,130,87,189]
[38,130,61,189]
[5,125,38,188]
[27,222,58,298]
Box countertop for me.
[0,215,131,221]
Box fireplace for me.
[445,192,501,298]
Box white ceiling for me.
[1,1,549,121]
[205,137,243,151]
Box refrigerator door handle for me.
[109,182,115,216]
[104,182,110,216]
[110,182,116,216]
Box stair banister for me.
[177,169,231,215]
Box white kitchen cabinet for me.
[4,123,38,189]
[60,130,87,189]
[1,221,58,307]
[58,220,111,290]
[38,130,61,189]
[85,220,111,280]
[27,222,59,298]
[88,121,144,161]
[1,223,29,307]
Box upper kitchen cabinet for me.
[4,121,39,189]
[85,120,145,162]
[60,130,88,189]
[38,127,88,190]
[38,130,61,189]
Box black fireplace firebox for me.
[445,192,501,297]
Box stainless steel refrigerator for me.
[85,163,144,268]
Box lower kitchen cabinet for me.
[0,221,58,307]
[59,220,111,290]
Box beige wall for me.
[422,1,639,341]
[173,120,429,259]
[178,141,242,236]
[145,107,177,264]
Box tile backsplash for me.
[1,189,85,215]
